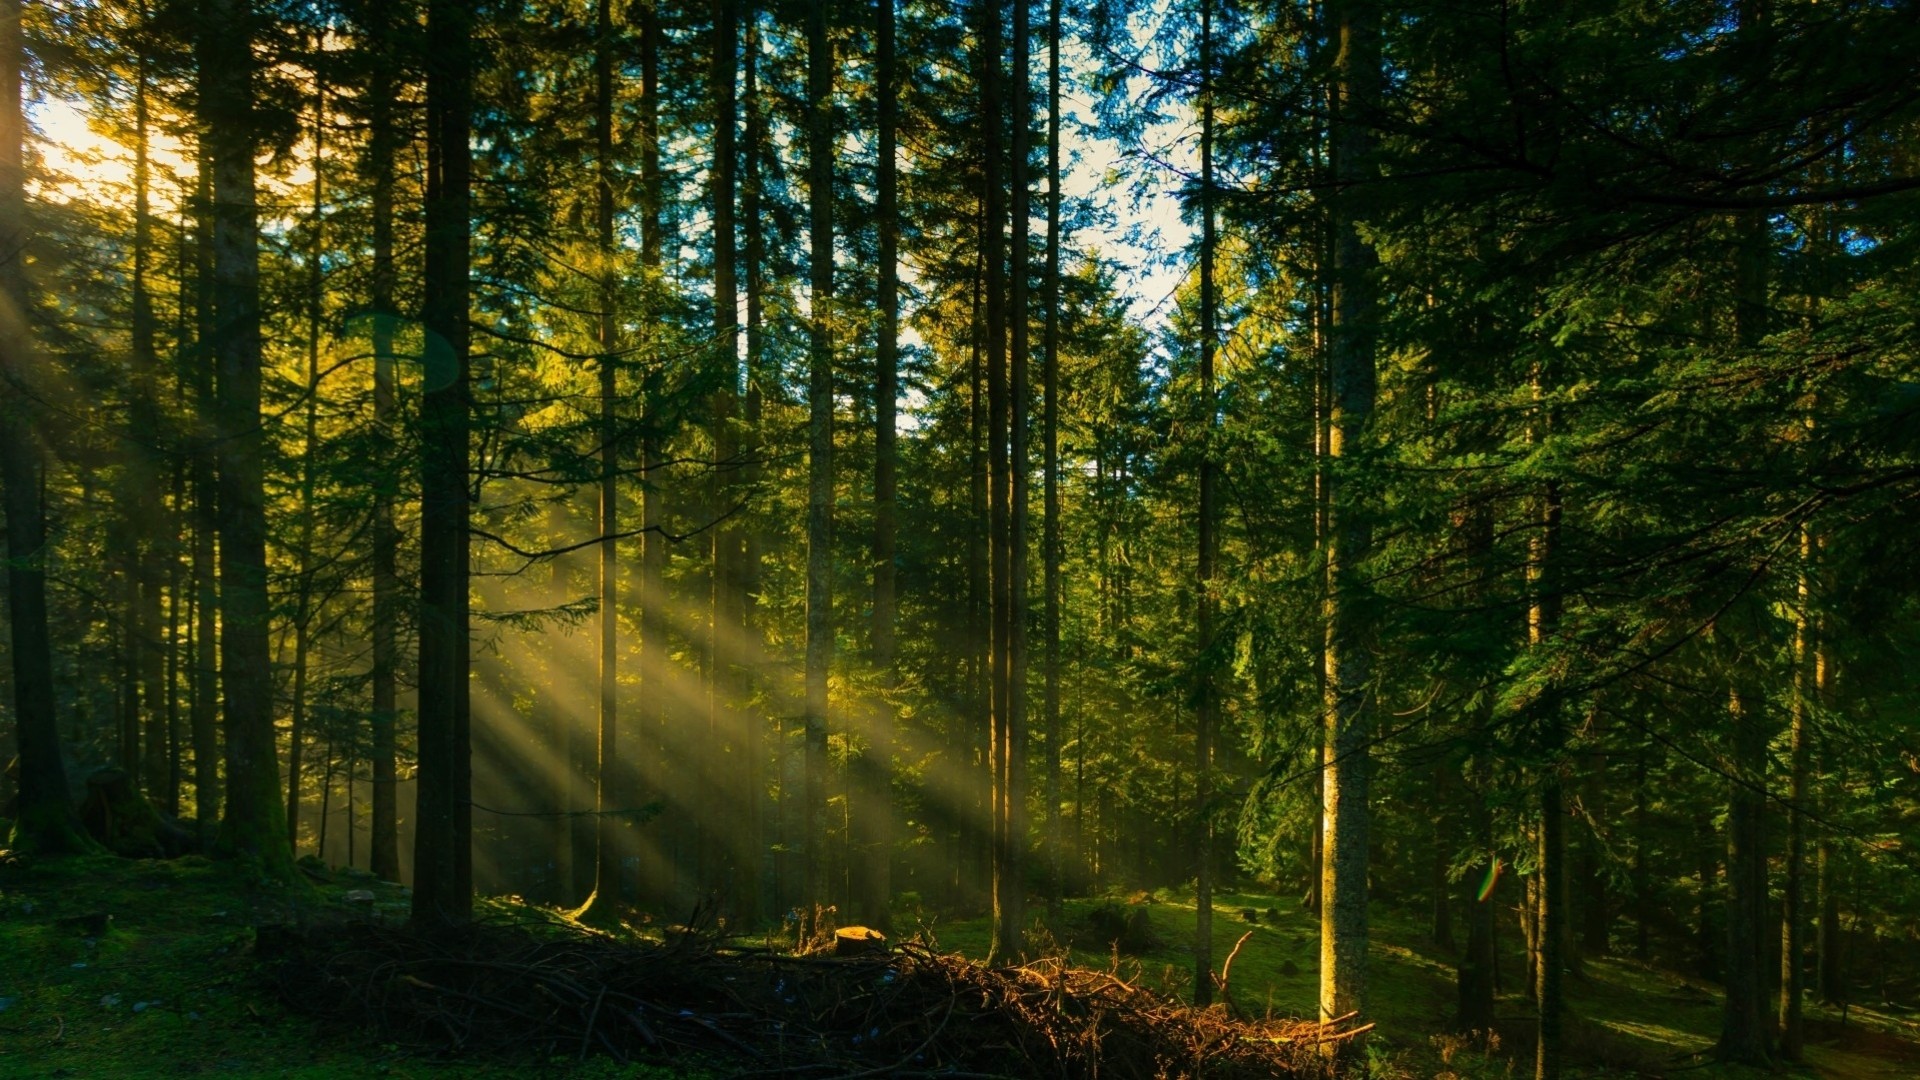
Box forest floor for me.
[0,855,1914,1079]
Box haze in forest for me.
[3,1,1920,1078]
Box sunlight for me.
[30,95,190,213]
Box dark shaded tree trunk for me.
[1778,526,1814,1060]
[1041,0,1063,926]
[189,157,219,844]
[0,0,87,854]
[1719,683,1772,1064]
[411,0,474,927]
[1456,794,1496,1032]
[202,0,292,880]
[1532,460,1566,1079]
[359,0,403,886]
[286,71,326,852]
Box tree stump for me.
[834,926,887,956]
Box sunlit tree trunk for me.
[411,0,474,927]
[854,0,899,934]
[633,0,674,909]
[130,29,170,804]
[803,0,836,932]
[0,0,88,854]
[1191,0,1218,1008]
[979,0,1016,964]
[581,0,624,921]
[1320,0,1379,1046]
[202,0,293,880]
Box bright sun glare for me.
[32,94,193,213]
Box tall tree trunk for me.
[363,0,402,885]
[0,0,87,854]
[1720,682,1771,1064]
[1578,715,1608,959]
[189,156,220,844]
[581,0,624,921]
[1191,0,1218,1008]
[803,0,836,932]
[708,0,743,917]
[979,0,1016,964]
[1004,0,1033,965]
[202,0,292,879]
[1041,0,1064,926]
[855,0,899,934]
[286,68,326,852]
[740,6,768,923]
[637,0,670,910]
[1778,524,1814,1059]
[965,212,989,909]
[1320,0,1379,1045]
[131,31,170,803]
[1456,794,1496,1032]
[163,463,184,816]
[1718,58,1772,1047]
[411,0,474,927]
[1531,469,1566,1080]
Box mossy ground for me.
[0,854,703,1080]
[1,857,1913,1079]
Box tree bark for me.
[188,156,219,845]
[803,0,836,932]
[1778,524,1814,1059]
[0,0,88,854]
[363,0,402,884]
[1191,0,1218,1009]
[1320,0,1379,1047]
[1719,682,1771,1064]
[1041,0,1064,926]
[580,0,624,922]
[201,0,293,880]
[637,0,670,911]
[411,0,474,927]
[855,0,900,934]
[740,7,768,923]
[286,67,327,853]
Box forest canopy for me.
[2,0,1920,1076]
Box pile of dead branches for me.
[266,917,1364,1079]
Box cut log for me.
[835,925,887,956]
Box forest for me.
[1,0,1919,1077]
